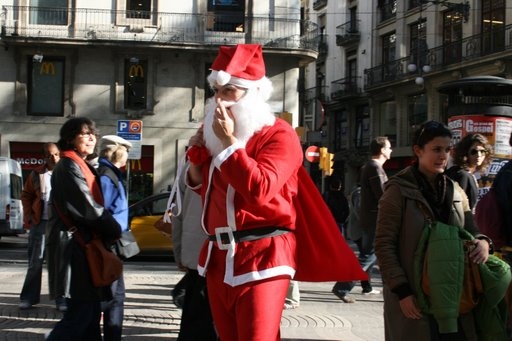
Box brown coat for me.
[21,164,48,227]
[375,166,478,341]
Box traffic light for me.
[318,147,334,176]
[326,152,334,176]
[318,147,328,172]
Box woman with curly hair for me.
[446,133,493,211]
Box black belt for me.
[208,227,290,244]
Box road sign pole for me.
[126,164,130,203]
[321,172,325,196]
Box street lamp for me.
[407,0,469,86]
[407,8,429,86]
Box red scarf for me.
[61,150,104,205]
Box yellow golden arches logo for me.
[130,159,142,171]
[129,65,144,78]
[40,62,55,75]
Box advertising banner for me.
[448,115,512,197]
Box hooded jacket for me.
[375,165,480,340]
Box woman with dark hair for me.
[375,121,493,340]
[46,117,121,340]
[446,133,493,211]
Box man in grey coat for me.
[172,161,218,341]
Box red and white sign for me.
[305,145,320,163]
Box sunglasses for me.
[469,149,487,156]
[417,121,445,144]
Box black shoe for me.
[56,303,68,312]
[332,289,356,303]
[19,301,33,309]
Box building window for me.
[443,9,463,64]
[382,32,396,79]
[380,101,397,146]
[349,7,357,32]
[410,18,427,68]
[407,93,427,144]
[207,0,245,32]
[481,0,505,54]
[28,56,65,116]
[126,0,151,19]
[347,56,357,88]
[408,0,422,10]
[378,0,397,22]
[125,59,147,110]
[354,105,370,148]
[29,0,68,25]
[333,110,348,152]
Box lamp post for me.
[408,3,429,86]
[408,1,470,85]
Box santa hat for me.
[209,44,266,88]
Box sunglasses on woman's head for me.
[417,121,445,144]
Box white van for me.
[0,157,24,238]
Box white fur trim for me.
[225,266,296,287]
[216,70,231,86]
[213,141,245,170]
[209,70,264,89]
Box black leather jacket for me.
[48,156,121,301]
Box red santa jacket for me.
[190,118,367,286]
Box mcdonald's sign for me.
[40,62,55,75]
[129,64,144,78]
[130,159,142,171]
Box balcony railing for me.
[313,0,328,11]
[317,35,328,61]
[365,23,512,89]
[336,21,360,46]
[304,85,329,103]
[0,6,319,52]
[330,77,361,100]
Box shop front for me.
[9,141,155,204]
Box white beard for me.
[203,89,276,157]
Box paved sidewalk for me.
[0,261,384,340]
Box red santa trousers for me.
[206,248,290,341]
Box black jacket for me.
[48,157,121,302]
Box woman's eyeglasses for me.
[470,149,487,156]
[79,132,96,139]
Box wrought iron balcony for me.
[336,21,360,46]
[0,6,320,53]
[330,77,361,100]
[313,0,328,11]
[304,85,329,103]
[364,23,512,89]
[317,35,328,62]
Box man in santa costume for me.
[186,44,367,341]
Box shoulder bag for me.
[54,204,123,287]
[115,230,140,259]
